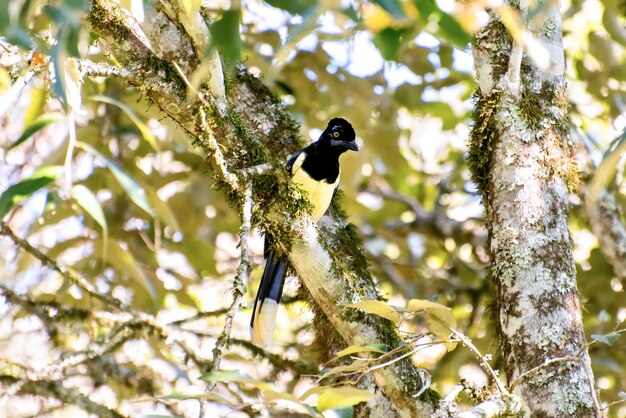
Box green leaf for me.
[49,26,69,109]
[210,10,242,64]
[413,0,437,22]
[72,184,108,258]
[336,344,387,358]
[0,167,61,218]
[437,12,471,48]
[373,28,406,60]
[316,386,375,411]
[71,185,106,232]
[77,142,153,216]
[345,300,401,324]
[23,86,47,127]
[90,95,159,151]
[591,332,621,346]
[265,0,316,15]
[10,112,66,150]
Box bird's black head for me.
[320,118,358,152]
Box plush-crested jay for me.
[250,118,358,347]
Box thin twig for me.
[169,307,231,325]
[430,316,508,396]
[508,356,581,392]
[603,398,626,411]
[207,182,253,388]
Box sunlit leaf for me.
[345,300,401,324]
[316,386,375,411]
[363,4,393,33]
[318,361,367,380]
[90,95,159,151]
[72,184,107,260]
[180,0,202,29]
[406,299,457,347]
[263,390,318,416]
[23,86,47,127]
[10,112,66,150]
[591,332,621,346]
[71,184,107,240]
[336,344,387,358]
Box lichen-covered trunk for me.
[469,3,600,417]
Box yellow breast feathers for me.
[290,153,339,222]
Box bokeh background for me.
[1,0,625,416]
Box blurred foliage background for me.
[1,0,626,416]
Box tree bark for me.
[86,0,436,416]
[469,3,600,417]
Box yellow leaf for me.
[336,344,387,358]
[406,299,457,350]
[345,300,401,324]
[362,3,393,32]
[263,390,317,416]
[299,386,327,401]
[401,2,419,19]
[317,386,375,411]
[319,361,368,380]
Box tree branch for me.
[0,375,128,418]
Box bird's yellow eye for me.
[333,131,340,138]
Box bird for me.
[250,117,358,347]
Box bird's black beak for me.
[331,139,359,151]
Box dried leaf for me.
[345,300,401,324]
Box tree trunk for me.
[469,3,600,417]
